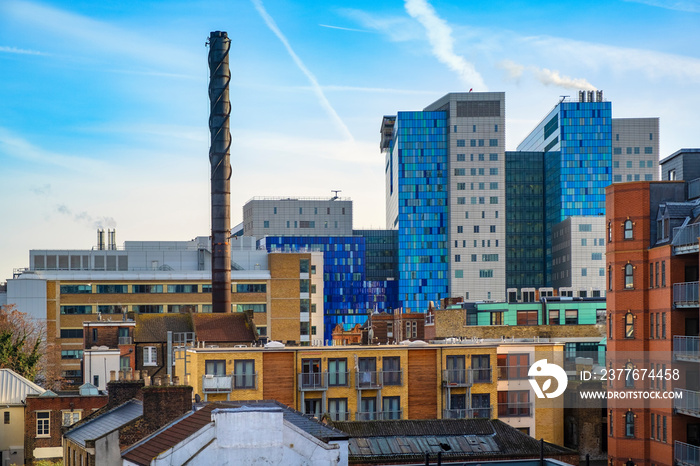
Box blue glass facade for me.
[259,236,397,339]
[392,111,449,312]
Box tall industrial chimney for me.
[208,31,232,313]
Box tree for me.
[0,304,65,389]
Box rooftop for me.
[65,399,143,447]
[191,313,257,343]
[0,368,45,404]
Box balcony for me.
[472,367,493,384]
[675,441,700,466]
[674,282,699,308]
[497,402,532,417]
[442,369,473,387]
[675,389,700,419]
[298,372,327,391]
[118,336,133,345]
[356,371,382,390]
[674,336,700,362]
[382,370,403,386]
[443,406,492,419]
[673,223,700,255]
[202,375,232,393]
[327,411,350,421]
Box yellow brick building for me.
[174,341,564,445]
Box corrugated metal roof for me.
[65,400,143,447]
[0,368,45,404]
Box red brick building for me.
[24,388,107,465]
[606,166,700,465]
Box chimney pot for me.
[110,370,116,382]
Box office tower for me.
[550,216,605,297]
[612,118,660,183]
[384,93,506,311]
[606,150,700,466]
[243,197,353,237]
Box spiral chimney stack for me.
[208,31,232,313]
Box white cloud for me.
[0,45,42,55]
[622,0,700,12]
[403,0,487,90]
[251,0,354,142]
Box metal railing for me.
[472,367,493,384]
[675,441,700,466]
[673,223,700,254]
[298,372,327,390]
[675,389,700,418]
[233,372,258,390]
[202,375,232,393]
[497,365,530,380]
[354,410,403,421]
[674,282,699,307]
[443,406,492,419]
[327,371,350,387]
[382,370,403,386]
[497,402,532,417]
[356,370,383,389]
[442,369,473,387]
[327,411,350,421]
[118,336,133,345]
[674,336,700,362]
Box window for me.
[357,358,378,388]
[625,362,635,388]
[656,314,660,339]
[662,313,666,339]
[472,355,491,383]
[455,270,463,278]
[454,255,461,262]
[235,304,266,313]
[299,259,309,273]
[490,312,502,325]
[490,167,498,175]
[591,253,602,260]
[663,415,667,442]
[446,355,466,384]
[479,269,493,278]
[579,224,592,232]
[328,358,348,386]
[61,350,83,359]
[62,411,81,427]
[300,280,310,293]
[661,261,666,287]
[456,139,465,147]
[205,360,226,376]
[60,284,92,294]
[263,220,269,228]
[651,412,655,439]
[143,346,157,366]
[498,390,530,417]
[382,396,401,420]
[489,139,498,146]
[625,312,634,338]
[517,310,538,326]
[133,305,162,314]
[359,397,377,420]
[328,398,348,421]
[497,353,529,380]
[625,411,635,437]
[132,284,163,293]
[60,305,92,315]
[234,360,256,389]
[624,220,633,239]
[655,262,659,287]
[489,153,498,161]
[457,153,465,161]
[36,412,50,437]
[581,268,587,277]
[382,357,401,385]
[236,283,266,293]
[470,139,476,147]
[3,412,9,424]
[657,414,661,439]
[609,410,614,436]
[565,309,578,325]
[549,309,560,325]
[60,329,84,339]
[650,313,655,339]
[167,284,198,293]
[625,264,634,289]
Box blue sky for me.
[1,0,699,281]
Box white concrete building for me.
[551,216,606,297]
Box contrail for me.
[251,0,354,141]
[499,59,596,91]
[404,0,487,90]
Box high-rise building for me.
[242,197,353,237]
[384,93,506,310]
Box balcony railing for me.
[472,367,493,384]
[382,370,403,386]
[233,372,258,390]
[497,365,530,381]
[298,372,327,391]
[674,282,699,308]
[675,441,700,466]
[443,406,492,419]
[354,411,403,421]
[202,375,232,393]
[675,389,700,419]
[673,223,700,254]
[497,402,532,417]
[356,371,382,389]
[674,336,700,362]
[327,411,350,421]
[442,369,473,387]
[327,371,350,387]
[118,336,133,345]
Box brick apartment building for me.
[606,149,700,465]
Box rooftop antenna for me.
[559,95,569,103]
[331,189,341,200]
